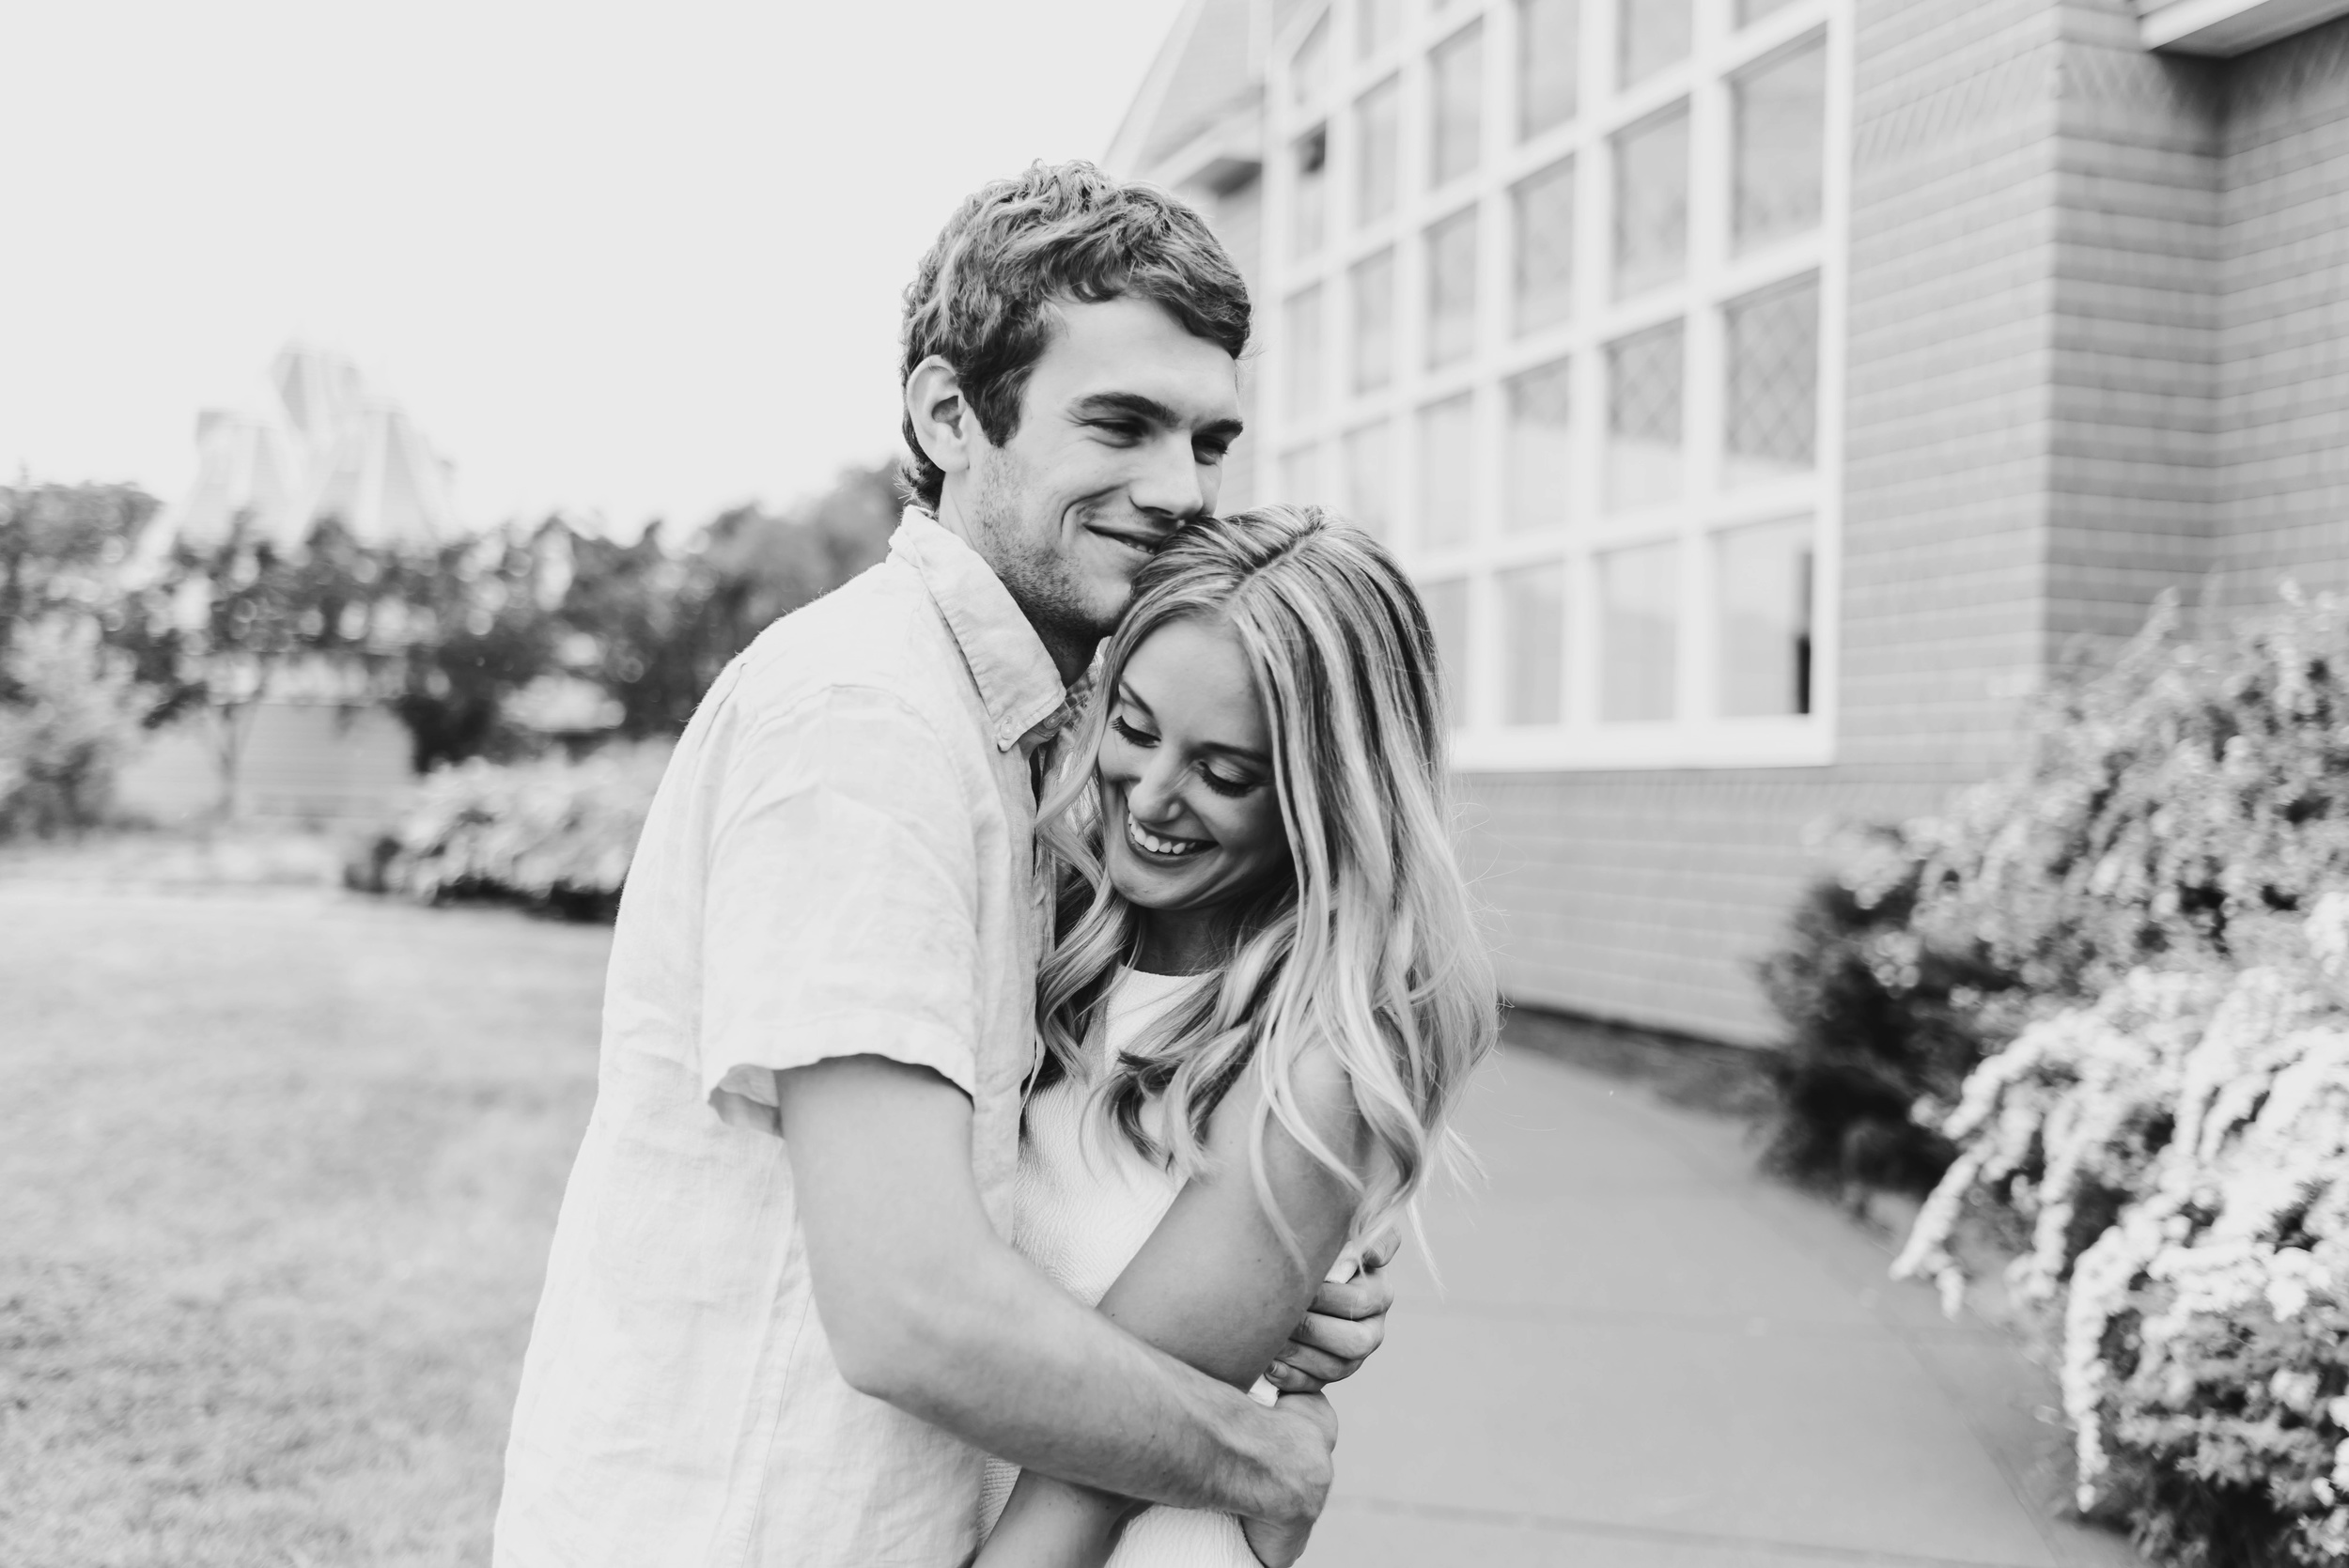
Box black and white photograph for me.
[7,2,2349,1565]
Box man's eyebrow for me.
[1073,393,1246,444]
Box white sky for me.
[3,0,1190,533]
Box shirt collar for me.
[891,509,1074,753]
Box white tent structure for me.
[148,343,465,559]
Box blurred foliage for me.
[346,741,674,920]
[0,461,899,834]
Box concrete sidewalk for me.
[1300,1048,2144,1568]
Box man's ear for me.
[905,355,978,482]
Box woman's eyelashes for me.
[1109,712,1263,800]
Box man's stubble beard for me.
[967,450,1126,671]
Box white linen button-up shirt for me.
[494,511,1068,1568]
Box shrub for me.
[349,742,671,919]
[1893,908,2349,1566]
[0,618,148,838]
[1761,588,2349,1191]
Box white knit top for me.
[978,967,1268,1566]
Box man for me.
[493,162,1392,1568]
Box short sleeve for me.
[698,686,984,1121]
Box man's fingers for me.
[1307,1265,1395,1324]
[1288,1308,1384,1366]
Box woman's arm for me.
[975,1048,1375,1568]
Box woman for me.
[976,505,1499,1568]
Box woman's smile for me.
[1125,808,1212,861]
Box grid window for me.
[1612,103,1688,299]
[1422,576,1471,728]
[1258,0,1844,770]
[1417,394,1478,550]
[1286,287,1327,420]
[1512,157,1576,336]
[1716,518,1812,717]
[1499,562,1567,724]
[1598,541,1678,722]
[1517,0,1580,139]
[1430,23,1485,188]
[1620,0,1691,85]
[1293,11,1332,105]
[1733,38,1827,252]
[1724,273,1819,484]
[1344,422,1395,539]
[1352,249,1398,393]
[1506,358,1572,533]
[1356,77,1401,226]
[1607,319,1682,511]
[1293,127,1330,259]
[1425,208,1480,367]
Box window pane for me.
[1360,0,1401,55]
[1717,519,1813,718]
[1612,103,1688,298]
[1429,22,1484,187]
[1292,11,1331,104]
[1292,127,1329,259]
[1606,319,1682,510]
[1425,207,1479,368]
[1500,561,1566,725]
[1599,541,1677,722]
[1344,422,1394,540]
[1740,0,1801,23]
[1421,576,1470,729]
[1356,77,1401,226]
[1517,0,1579,139]
[1506,358,1572,534]
[1724,273,1819,484]
[1734,39,1827,251]
[1352,249,1396,393]
[1285,287,1326,420]
[1416,394,1477,551]
[1277,444,1323,505]
[1512,157,1575,335]
[1620,0,1690,86]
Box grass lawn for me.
[0,882,611,1567]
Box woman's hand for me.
[1262,1226,1399,1393]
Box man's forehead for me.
[1034,295,1240,418]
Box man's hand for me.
[1262,1226,1398,1393]
[1237,1391,1338,1568]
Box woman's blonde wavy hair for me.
[1034,504,1499,1250]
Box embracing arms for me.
[776,1055,1337,1531]
[973,1049,1379,1568]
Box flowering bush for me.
[349,741,671,919]
[1894,905,2349,1564]
[1762,589,2349,1189]
[0,618,148,838]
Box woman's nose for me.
[1126,756,1184,824]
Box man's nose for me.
[1128,432,1207,524]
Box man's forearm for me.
[777,1055,1322,1527]
[863,1235,1310,1521]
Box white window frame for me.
[1259,0,1850,772]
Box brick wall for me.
[2045,0,2221,646]
[2215,16,2349,603]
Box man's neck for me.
[930,501,1098,688]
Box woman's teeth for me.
[1127,812,1207,859]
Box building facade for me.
[1109,0,2349,1043]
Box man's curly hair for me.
[897,161,1252,514]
